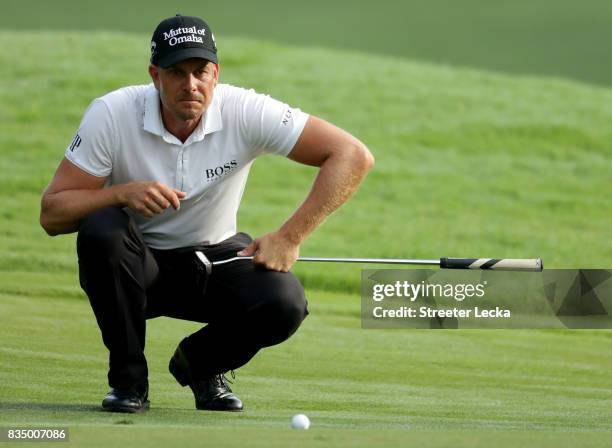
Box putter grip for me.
[440,257,543,272]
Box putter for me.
[195,252,543,275]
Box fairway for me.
[1,30,611,447]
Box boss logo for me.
[206,160,238,182]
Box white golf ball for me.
[291,413,310,430]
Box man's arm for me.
[238,116,374,271]
[40,158,186,236]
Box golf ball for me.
[291,413,310,430]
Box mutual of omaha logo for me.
[163,27,206,47]
[69,133,82,152]
[206,160,238,182]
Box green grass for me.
[2,293,612,446]
[3,1,612,86]
[1,31,611,446]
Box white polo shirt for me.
[65,83,309,249]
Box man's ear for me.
[213,63,220,86]
[149,64,160,90]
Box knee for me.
[77,207,132,261]
[258,276,308,345]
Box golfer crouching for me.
[40,14,373,413]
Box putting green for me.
[1,31,611,446]
[1,292,611,446]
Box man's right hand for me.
[118,181,186,218]
[41,158,188,235]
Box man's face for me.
[149,58,219,123]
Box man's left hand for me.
[237,231,300,272]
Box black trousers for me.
[77,207,308,392]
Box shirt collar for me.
[143,84,223,145]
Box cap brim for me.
[157,48,218,68]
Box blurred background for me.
[3,0,608,280]
[3,0,612,86]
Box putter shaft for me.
[212,256,441,266]
[203,255,543,272]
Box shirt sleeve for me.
[64,99,115,177]
[236,88,309,157]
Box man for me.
[40,15,373,413]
